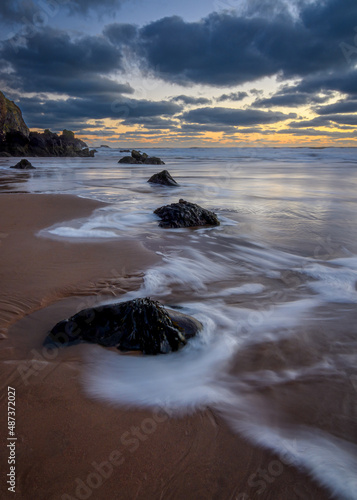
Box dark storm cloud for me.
[1,0,356,136]
[1,72,133,98]
[180,123,238,133]
[1,27,122,76]
[291,69,357,98]
[278,128,357,138]
[0,0,126,22]
[64,0,126,14]
[216,92,248,103]
[121,116,177,129]
[110,99,181,119]
[179,123,266,134]
[132,0,357,86]
[289,113,357,128]
[182,107,296,126]
[0,0,37,23]
[253,90,331,108]
[314,99,357,115]
[137,14,279,86]
[17,94,181,129]
[288,117,331,128]
[322,114,357,126]
[0,27,131,97]
[104,23,138,46]
[170,95,211,105]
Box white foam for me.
[47,227,119,238]
[73,224,357,500]
[302,262,357,303]
[217,283,265,296]
[142,247,232,296]
[222,412,357,500]
[42,208,156,240]
[83,321,239,413]
[82,294,320,411]
[232,243,305,271]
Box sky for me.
[0,0,357,147]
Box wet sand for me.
[0,194,332,499]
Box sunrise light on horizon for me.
[1,0,356,148]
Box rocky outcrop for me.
[0,92,96,157]
[148,170,178,186]
[118,155,137,164]
[45,297,202,355]
[0,91,29,143]
[10,159,35,170]
[1,128,96,157]
[118,149,165,165]
[154,199,220,228]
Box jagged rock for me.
[154,199,220,228]
[0,91,29,143]
[118,155,136,164]
[148,170,178,186]
[0,92,96,157]
[45,297,202,355]
[118,149,165,165]
[10,159,35,170]
[132,149,146,161]
[120,149,130,152]
[144,156,165,165]
[118,155,137,164]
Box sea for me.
[1,146,357,499]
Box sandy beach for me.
[1,0,356,496]
[0,193,334,500]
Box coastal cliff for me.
[0,91,95,157]
[0,90,29,141]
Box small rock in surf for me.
[154,199,220,228]
[45,297,202,355]
[118,150,165,165]
[10,159,35,169]
[148,170,179,186]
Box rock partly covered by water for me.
[45,297,202,355]
[118,149,165,165]
[148,170,178,186]
[0,91,96,157]
[154,199,220,228]
[10,159,35,170]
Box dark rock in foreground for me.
[118,149,165,165]
[154,199,220,228]
[148,170,178,186]
[10,159,35,170]
[45,297,202,355]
